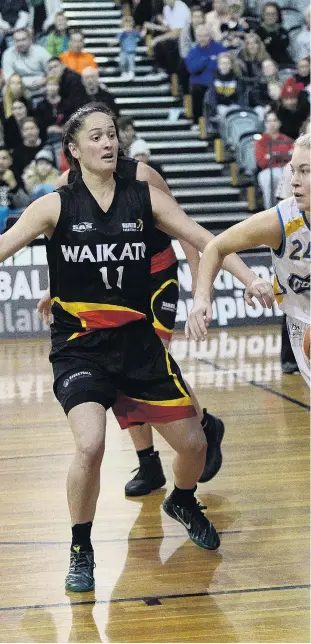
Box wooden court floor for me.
[0,325,310,643]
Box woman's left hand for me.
[244,277,275,309]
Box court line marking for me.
[0,523,308,546]
[199,359,310,411]
[0,583,309,612]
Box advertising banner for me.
[0,243,282,339]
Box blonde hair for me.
[243,33,270,63]
[218,52,241,77]
[294,133,310,149]
[3,74,26,119]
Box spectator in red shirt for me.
[255,110,293,209]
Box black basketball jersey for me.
[68,155,171,259]
[46,175,154,342]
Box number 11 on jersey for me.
[99,266,124,290]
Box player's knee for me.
[77,437,105,467]
[181,428,206,458]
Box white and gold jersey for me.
[272,196,310,325]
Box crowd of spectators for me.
[0,0,309,230]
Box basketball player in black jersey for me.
[0,104,274,593]
[38,149,225,496]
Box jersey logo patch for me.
[121,220,144,232]
[288,273,310,295]
[72,222,95,233]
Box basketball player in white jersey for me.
[186,133,310,386]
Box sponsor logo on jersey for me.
[63,371,92,388]
[288,321,303,340]
[121,220,144,232]
[288,273,310,295]
[161,301,176,312]
[72,222,94,233]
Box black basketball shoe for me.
[162,492,220,550]
[125,451,166,496]
[199,409,225,483]
[65,547,95,592]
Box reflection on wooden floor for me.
[0,325,310,643]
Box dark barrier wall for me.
[0,242,282,339]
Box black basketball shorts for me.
[51,319,195,428]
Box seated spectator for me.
[248,59,280,118]
[185,24,227,126]
[178,5,205,95]
[266,80,282,111]
[118,116,136,155]
[46,11,69,57]
[28,0,62,39]
[277,78,310,141]
[148,0,191,76]
[2,28,50,99]
[1,73,32,119]
[295,7,310,62]
[34,75,67,163]
[46,57,84,116]
[219,0,248,54]
[238,32,270,79]
[205,0,230,42]
[0,146,29,210]
[24,147,59,197]
[12,116,43,178]
[129,138,165,178]
[117,15,143,80]
[4,97,31,150]
[0,1,30,38]
[79,67,119,116]
[256,2,291,65]
[60,30,98,75]
[205,51,244,132]
[255,111,293,208]
[291,57,310,90]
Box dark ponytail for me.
[62,102,119,172]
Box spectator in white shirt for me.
[2,28,50,100]
[146,0,191,75]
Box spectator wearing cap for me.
[295,7,310,62]
[185,23,227,126]
[46,11,69,57]
[277,78,310,140]
[2,28,51,98]
[60,30,98,75]
[24,147,59,197]
[12,116,43,179]
[129,138,166,179]
[256,2,291,65]
[77,67,119,116]
[255,111,293,209]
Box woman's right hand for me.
[37,289,53,324]
[185,295,213,341]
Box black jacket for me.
[76,87,120,117]
[256,25,291,64]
